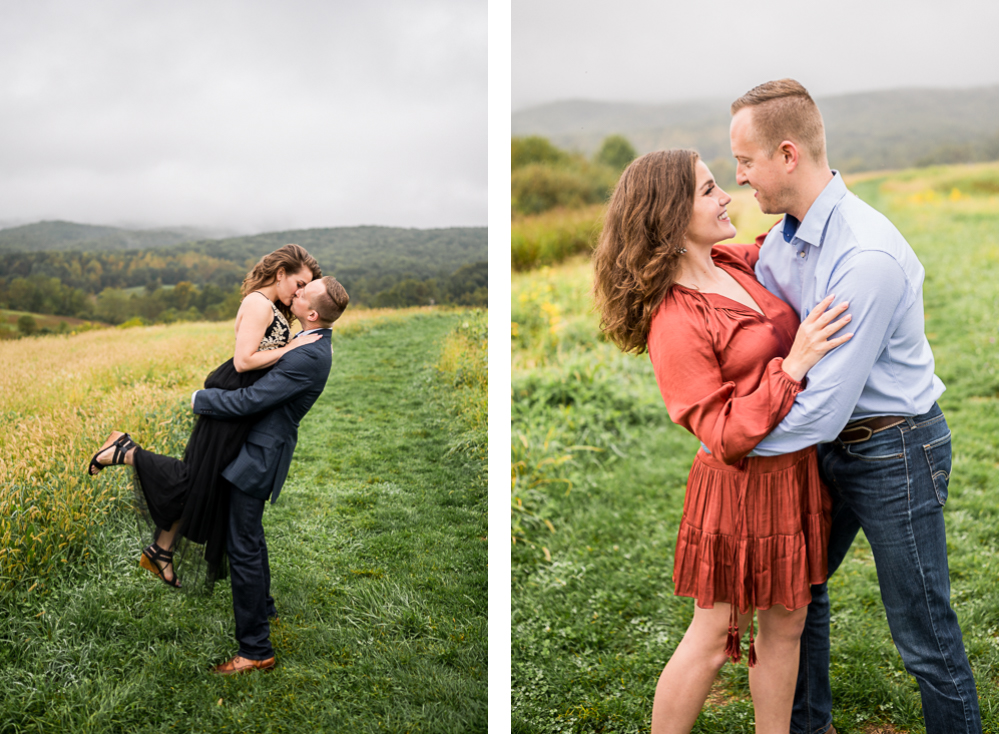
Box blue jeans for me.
[791,404,980,734]
[227,481,278,660]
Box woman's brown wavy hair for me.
[593,149,699,354]
[241,244,322,324]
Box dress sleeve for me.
[712,231,772,271]
[648,297,804,464]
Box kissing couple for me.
[88,243,349,675]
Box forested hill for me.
[166,225,487,282]
[513,85,999,184]
[0,220,223,254]
[0,224,487,325]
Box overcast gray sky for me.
[0,0,485,233]
[512,0,999,111]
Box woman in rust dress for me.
[592,150,853,734]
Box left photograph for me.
[0,1,486,731]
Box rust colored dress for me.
[647,242,831,663]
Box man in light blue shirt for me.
[730,80,979,734]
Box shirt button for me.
[798,250,806,258]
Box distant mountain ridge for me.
[166,225,488,281]
[513,86,999,182]
[0,221,487,280]
[0,220,223,255]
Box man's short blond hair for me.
[312,276,349,325]
[731,79,827,162]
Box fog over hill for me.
[513,86,999,185]
[0,221,233,255]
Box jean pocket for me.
[843,434,904,461]
[922,432,952,506]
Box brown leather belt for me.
[838,415,907,445]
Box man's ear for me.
[778,140,800,172]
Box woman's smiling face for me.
[684,159,737,248]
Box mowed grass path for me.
[0,311,486,733]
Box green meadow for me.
[0,309,486,733]
[511,163,998,734]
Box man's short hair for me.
[312,276,349,324]
[731,79,826,162]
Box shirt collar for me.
[782,170,847,248]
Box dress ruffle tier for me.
[672,445,830,664]
[673,446,830,614]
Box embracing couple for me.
[88,244,349,675]
[593,80,980,734]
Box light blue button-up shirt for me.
[749,171,945,456]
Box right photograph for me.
[509,3,999,734]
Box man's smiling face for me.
[730,107,795,216]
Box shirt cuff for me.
[191,389,199,409]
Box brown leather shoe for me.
[211,655,276,675]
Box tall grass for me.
[0,308,403,592]
[512,205,605,272]
[435,309,487,458]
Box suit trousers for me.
[227,479,277,660]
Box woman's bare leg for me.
[154,521,182,551]
[651,603,750,734]
[94,432,180,581]
[747,605,809,734]
[89,431,137,473]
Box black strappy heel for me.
[87,432,137,476]
[140,543,181,588]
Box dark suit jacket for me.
[192,329,332,503]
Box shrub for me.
[16,315,37,336]
[594,134,637,171]
[511,163,615,216]
[512,136,568,169]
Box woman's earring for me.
[677,247,687,254]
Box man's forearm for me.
[755,251,908,454]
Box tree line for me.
[0,224,488,331]
[0,258,487,329]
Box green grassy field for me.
[511,163,998,734]
[0,308,100,336]
[0,310,486,733]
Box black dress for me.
[131,296,291,589]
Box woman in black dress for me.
[87,244,323,589]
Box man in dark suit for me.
[193,275,349,675]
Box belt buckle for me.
[841,425,873,445]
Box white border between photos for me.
[487,0,512,731]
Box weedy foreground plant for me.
[511,163,998,733]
